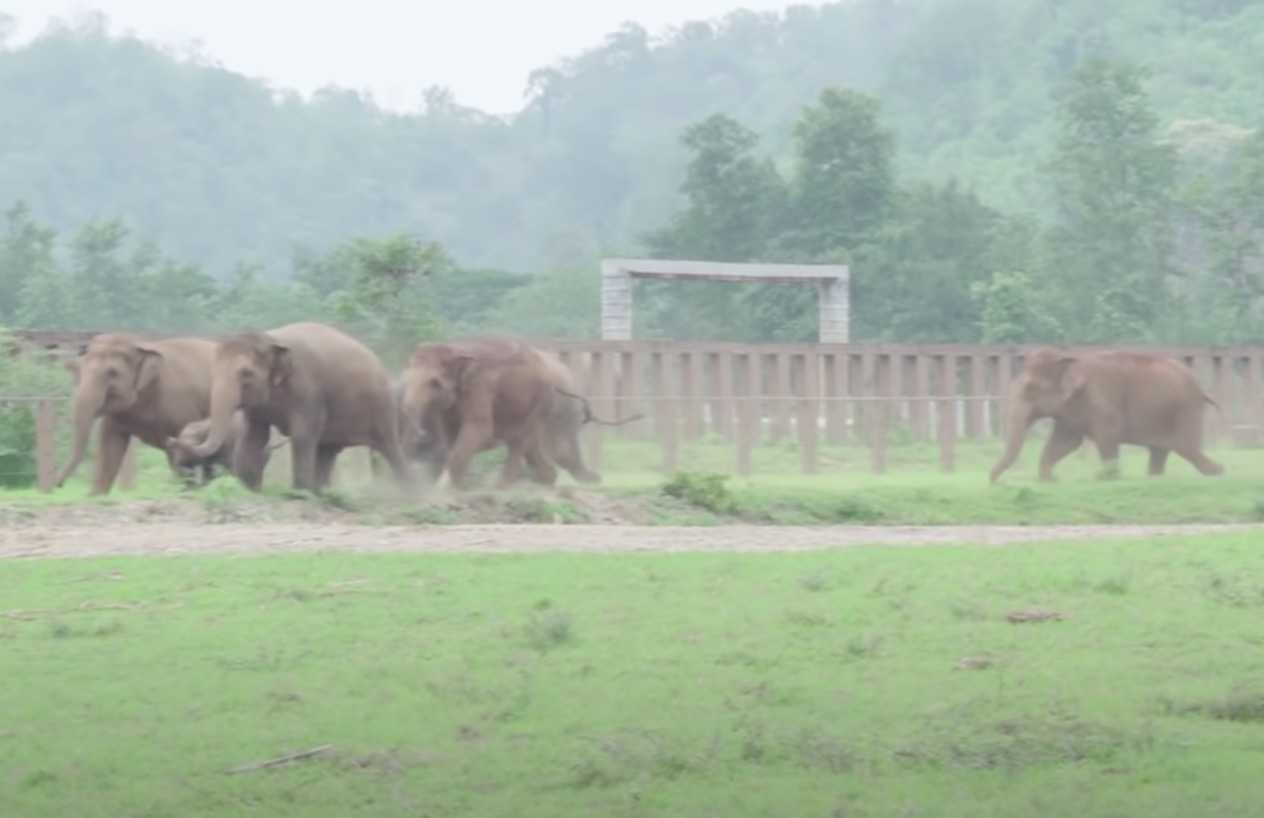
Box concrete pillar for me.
[600,261,632,341]
[818,278,850,343]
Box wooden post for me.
[1248,351,1258,442]
[684,351,704,441]
[825,350,848,444]
[856,350,876,441]
[870,352,891,474]
[654,352,679,474]
[117,438,138,490]
[714,351,734,441]
[35,400,56,492]
[912,354,930,440]
[1213,353,1230,443]
[798,352,820,474]
[627,347,648,440]
[996,352,1014,440]
[770,352,791,442]
[968,353,986,440]
[586,351,609,472]
[937,355,956,472]
[736,353,755,476]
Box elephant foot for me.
[1095,463,1121,481]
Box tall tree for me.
[781,87,896,260]
[1046,58,1177,341]
[645,114,786,262]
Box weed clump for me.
[525,610,573,651]
[661,471,736,515]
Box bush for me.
[661,470,737,514]
[0,404,36,487]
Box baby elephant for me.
[165,412,285,487]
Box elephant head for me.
[165,417,214,484]
[397,344,476,474]
[190,332,291,460]
[56,335,164,487]
[990,349,1085,483]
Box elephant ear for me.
[134,346,164,395]
[269,343,293,387]
[447,354,478,392]
[1055,357,1087,406]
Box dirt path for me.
[1,521,1258,559]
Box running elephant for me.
[56,333,216,494]
[186,322,414,492]
[990,348,1224,482]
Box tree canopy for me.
[1,1,1263,345]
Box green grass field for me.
[5,534,1264,817]
[5,434,1263,527]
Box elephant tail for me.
[1202,389,1223,414]
[553,386,645,427]
[266,439,289,454]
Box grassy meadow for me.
[4,430,1264,527]
[5,534,1264,816]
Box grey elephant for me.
[187,321,415,493]
[991,347,1224,482]
[165,411,287,487]
[57,333,216,494]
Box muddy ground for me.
[0,495,1256,558]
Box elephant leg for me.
[551,428,599,484]
[524,439,559,486]
[439,422,495,490]
[1037,424,1083,481]
[289,437,320,492]
[1092,437,1122,479]
[233,422,272,491]
[315,445,342,491]
[1147,447,1170,476]
[1174,446,1224,476]
[370,406,417,490]
[91,420,130,496]
[497,441,528,489]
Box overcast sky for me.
[3,0,801,113]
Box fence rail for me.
[6,340,1264,490]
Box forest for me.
[1,0,1263,346]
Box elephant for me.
[187,321,414,493]
[56,333,217,495]
[990,347,1224,483]
[165,411,287,487]
[397,337,639,490]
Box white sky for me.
[3,0,801,113]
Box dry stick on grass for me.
[2,601,183,621]
[225,745,334,775]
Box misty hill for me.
[1,0,1260,276]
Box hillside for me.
[1,0,1261,278]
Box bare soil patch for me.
[0,497,1256,558]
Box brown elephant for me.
[56,333,217,494]
[165,411,287,487]
[187,322,413,492]
[398,338,637,490]
[990,348,1224,483]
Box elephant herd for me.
[53,322,1227,496]
[55,322,636,496]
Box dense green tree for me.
[645,114,786,262]
[781,88,896,260]
[1045,59,1178,341]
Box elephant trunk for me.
[192,379,238,459]
[56,379,107,487]
[990,398,1033,483]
